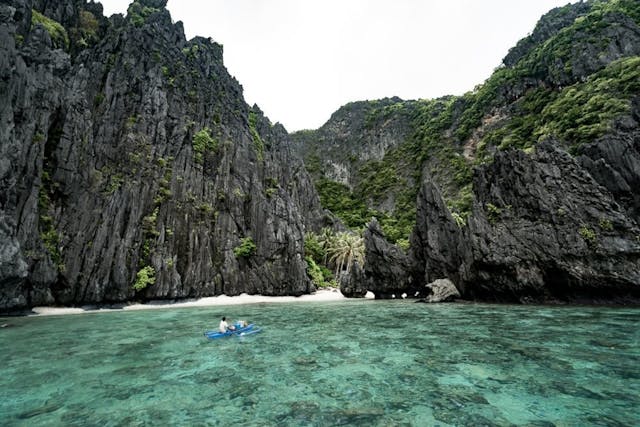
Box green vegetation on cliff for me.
[31,10,69,50]
[480,56,640,155]
[248,111,265,161]
[192,127,218,164]
[133,266,156,291]
[127,1,160,27]
[234,237,257,258]
[299,0,639,241]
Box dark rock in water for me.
[424,278,460,303]
[361,218,416,298]
[410,178,471,295]
[0,0,326,311]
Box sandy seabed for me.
[29,289,375,316]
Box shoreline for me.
[19,289,375,317]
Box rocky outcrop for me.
[361,218,417,298]
[504,2,640,86]
[463,141,640,303]
[424,278,460,303]
[409,178,470,294]
[338,262,366,298]
[291,97,417,215]
[502,2,592,67]
[0,0,326,311]
[292,97,410,185]
[407,141,640,304]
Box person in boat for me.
[219,316,236,333]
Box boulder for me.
[425,278,460,303]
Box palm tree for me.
[326,232,364,277]
[317,227,334,264]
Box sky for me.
[99,0,577,132]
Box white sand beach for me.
[29,289,375,316]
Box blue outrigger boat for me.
[204,323,262,340]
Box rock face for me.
[502,2,593,68]
[578,107,640,225]
[0,0,326,311]
[409,179,470,295]
[292,97,411,189]
[503,1,640,86]
[338,262,366,298]
[408,141,640,303]
[291,97,420,221]
[361,218,416,299]
[300,0,640,304]
[464,141,640,302]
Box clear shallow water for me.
[1,301,639,426]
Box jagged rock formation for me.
[303,0,640,303]
[409,179,471,294]
[405,139,640,304]
[0,0,326,312]
[337,262,365,298]
[292,97,408,187]
[578,109,640,224]
[360,218,415,299]
[462,141,640,302]
[3,0,640,309]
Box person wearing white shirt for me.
[219,316,232,333]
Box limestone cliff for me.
[0,0,326,311]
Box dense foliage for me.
[192,127,218,164]
[304,229,364,286]
[479,56,640,155]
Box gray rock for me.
[362,218,416,299]
[578,104,640,224]
[408,141,640,304]
[425,278,460,303]
[465,141,640,302]
[409,177,471,294]
[291,97,415,215]
[339,261,366,298]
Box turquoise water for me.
[1,301,639,426]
